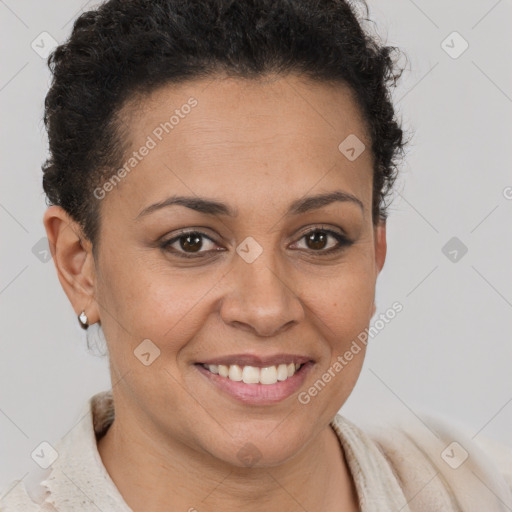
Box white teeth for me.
[228,364,243,381]
[277,363,288,381]
[260,366,278,385]
[242,365,260,384]
[203,362,303,384]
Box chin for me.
[200,421,314,469]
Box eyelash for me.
[160,227,353,259]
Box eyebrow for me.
[135,190,364,220]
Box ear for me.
[374,217,387,276]
[43,205,100,325]
[371,218,387,317]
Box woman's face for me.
[85,74,386,466]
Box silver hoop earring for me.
[78,311,89,330]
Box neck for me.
[97,406,358,512]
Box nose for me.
[219,249,305,338]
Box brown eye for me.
[305,231,329,250]
[161,231,219,258]
[180,233,203,253]
[293,228,352,254]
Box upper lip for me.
[198,353,312,367]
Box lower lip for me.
[195,362,313,405]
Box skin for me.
[44,73,387,512]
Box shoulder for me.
[0,480,45,511]
[363,410,512,510]
[1,389,114,512]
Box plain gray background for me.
[1,0,511,491]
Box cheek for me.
[303,258,374,383]
[96,254,225,353]
[307,259,375,337]
[136,268,225,340]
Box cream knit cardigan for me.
[1,390,511,511]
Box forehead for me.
[107,74,373,218]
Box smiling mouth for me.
[200,362,304,385]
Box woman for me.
[1,0,511,510]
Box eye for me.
[292,227,352,254]
[161,226,352,259]
[161,230,221,259]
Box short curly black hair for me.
[42,0,408,248]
